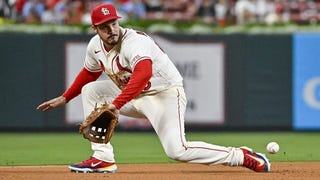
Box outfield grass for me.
[0,132,319,166]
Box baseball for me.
[266,142,280,154]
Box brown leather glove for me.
[79,104,118,144]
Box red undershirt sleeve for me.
[112,59,152,109]
[62,68,102,102]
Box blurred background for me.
[3,0,320,27]
[0,0,320,132]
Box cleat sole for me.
[69,164,117,173]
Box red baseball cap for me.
[91,4,121,26]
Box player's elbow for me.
[143,70,152,82]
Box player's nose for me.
[109,27,117,35]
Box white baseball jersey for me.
[84,27,183,94]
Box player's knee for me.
[165,148,186,161]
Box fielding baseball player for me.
[37,3,270,173]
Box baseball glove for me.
[79,103,118,144]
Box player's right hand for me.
[36,96,67,111]
[108,103,120,117]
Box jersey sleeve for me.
[123,32,155,69]
[84,38,103,72]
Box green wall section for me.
[0,33,292,131]
[0,33,45,128]
[244,35,292,128]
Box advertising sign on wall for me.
[293,34,320,130]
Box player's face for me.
[93,19,120,48]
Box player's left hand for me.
[36,96,67,111]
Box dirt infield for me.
[0,162,319,180]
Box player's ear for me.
[92,25,97,33]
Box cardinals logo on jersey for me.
[109,56,151,91]
[113,71,131,90]
[112,56,132,89]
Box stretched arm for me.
[37,68,102,111]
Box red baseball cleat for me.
[68,156,117,173]
[240,147,271,172]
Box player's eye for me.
[111,22,117,27]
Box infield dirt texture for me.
[1,162,320,180]
[1,132,319,179]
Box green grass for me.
[0,132,319,166]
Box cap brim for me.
[93,16,121,26]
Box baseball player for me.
[37,3,270,173]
